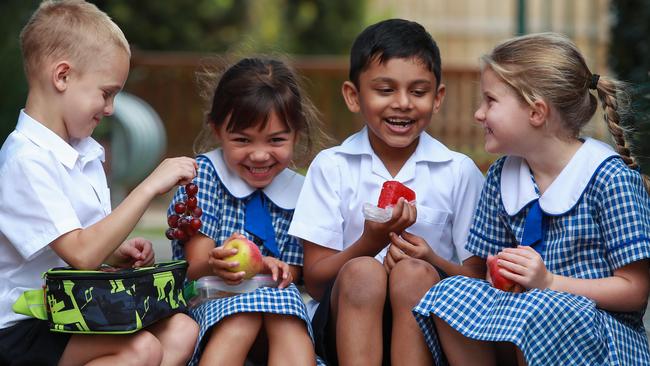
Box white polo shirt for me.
[0,110,111,328]
[289,127,485,264]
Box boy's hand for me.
[262,257,293,289]
[142,157,198,196]
[108,237,155,268]
[363,198,416,253]
[389,231,434,261]
[383,231,433,272]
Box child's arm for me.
[50,157,197,269]
[497,246,650,312]
[385,231,485,278]
[303,198,416,301]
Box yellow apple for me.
[223,237,264,279]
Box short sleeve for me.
[466,158,517,258]
[0,154,81,259]
[450,156,485,262]
[288,151,345,250]
[597,168,650,269]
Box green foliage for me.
[92,0,365,54]
[93,0,249,52]
[0,0,40,145]
[610,0,650,172]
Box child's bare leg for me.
[331,257,387,366]
[264,313,315,366]
[199,312,262,366]
[433,314,496,366]
[388,258,439,366]
[146,313,199,366]
[59,331,163,366]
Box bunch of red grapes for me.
[165,182,203,242]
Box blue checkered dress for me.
[168,155,322,365]
[413,156,650,365]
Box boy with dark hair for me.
[289,18,485,365]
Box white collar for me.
[501,138,619,215]
[16,110,104,169]
[201,149,304,210]
[336,127,453,181]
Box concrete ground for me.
[135,201,650,340]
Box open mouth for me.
[247,166,272,175]
[385,117,415,129]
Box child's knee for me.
[336,257,387,307]
[168,313,199,349]
[123,331,164,366]
[389,258,440,305]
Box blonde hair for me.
[193,56,331,169]
[482,32,650,193]
[20,0,130,81]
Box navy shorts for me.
[0,319,71,366]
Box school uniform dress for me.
[169,149,322,366]
[0,110,111,364]
[289,126,485,317]
[413,138,650,366]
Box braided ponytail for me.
[594,76,650,193]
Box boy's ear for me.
[52,61,71,92]
[529,99,549,127]
[341,81,361,113]
[432,83,446,113]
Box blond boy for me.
[0,1,198,365]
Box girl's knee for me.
[214,312,263,338]
[336,257,387,306]
[389,258,440,305]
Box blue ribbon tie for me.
[522,200,546,255]
[244,191,279,257]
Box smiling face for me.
[215,110,296,189]
[343,56,444,160]
[474,67,535,156]
[60,46,129,142]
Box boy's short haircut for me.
[20,0,130,81]
[349,18,442,88]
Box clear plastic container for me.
[186,275,279,307]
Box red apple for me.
[377,181,416,208]
[487,255,517,292]
[223,237,264,279]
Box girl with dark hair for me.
[167,57,324,365]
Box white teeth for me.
[249,167,270,174]
[386,118,413,126]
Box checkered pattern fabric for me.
[188,285,316,365]
[168,155,322,365]
[413,157,650,365]
[168,154,303,265]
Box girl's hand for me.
[262,257,293,289]
[142,157,198,196]
[109,237,155,268]
[208,245,246,285]
[497,246,554,290]
[363,198,417,252]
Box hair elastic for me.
[589,74,600,90]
